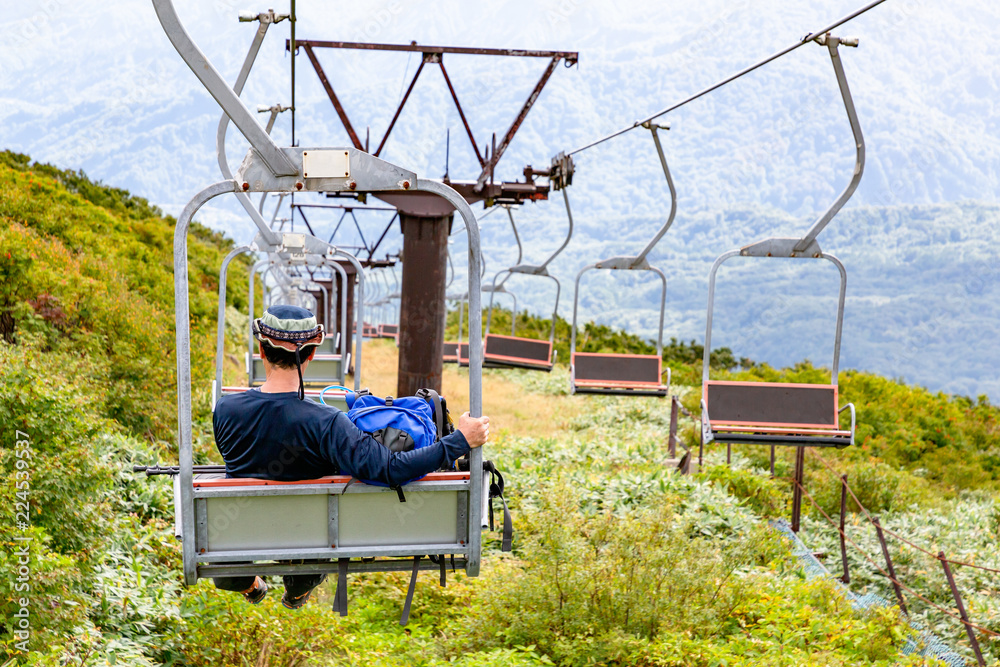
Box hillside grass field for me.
[1,153,998,665]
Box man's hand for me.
[457,412,490,448]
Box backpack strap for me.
[399,555,421,626]
[483,460,513,552]
[333,558,349,616]
[415,388,445,439]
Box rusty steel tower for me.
[288,25,578,396]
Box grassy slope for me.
[179,341,941,667]
[0,153,252,664]
[1,154,996,664]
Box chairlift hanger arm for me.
[564,0,886,157]
[485,206,523,291]
[506,206,524,268]
[794,35,865,252]
[509,186,574,276]
[209,11,285,246]
[215,17,269,180]
[635,123,677,265]
[153,0,298,176]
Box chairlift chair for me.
[483,180,574,371]
[569,124,677,397]
[247,258,351,389]
[700,33,864,459]
[153,0,492,625]
[443,209,492,364]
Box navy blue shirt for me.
[213,389,470,485]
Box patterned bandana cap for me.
[252,305,325,400]
[252,305,324,349]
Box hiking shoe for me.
[281,588,314,610]
[281,575,327,610]
[242,576,268,604]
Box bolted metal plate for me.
[739,237,823,258]
[303,150,350,179]
[235,147,417,193]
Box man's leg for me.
[213,575,258,592]
[214,575,268,604]
[282,573,327,599]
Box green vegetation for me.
[2,153,996,665]
[0,150,253,438]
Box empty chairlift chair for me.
[570,124,677,396]
[700,32,865,460]
[483,170,574,371]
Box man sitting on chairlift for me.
[212,305,490,609]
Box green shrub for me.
[462,483,788,661]
[0,155,256,440]
[699,464,788,518]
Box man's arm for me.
[321,411,487,487]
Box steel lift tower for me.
[289,21,577,396]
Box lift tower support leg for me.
[397,212,451,396]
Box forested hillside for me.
[1,155,996,665]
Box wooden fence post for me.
[839,474,850,584]
[873,516,907,614]
[939,551,986,667]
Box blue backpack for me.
[339,388,454,499]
